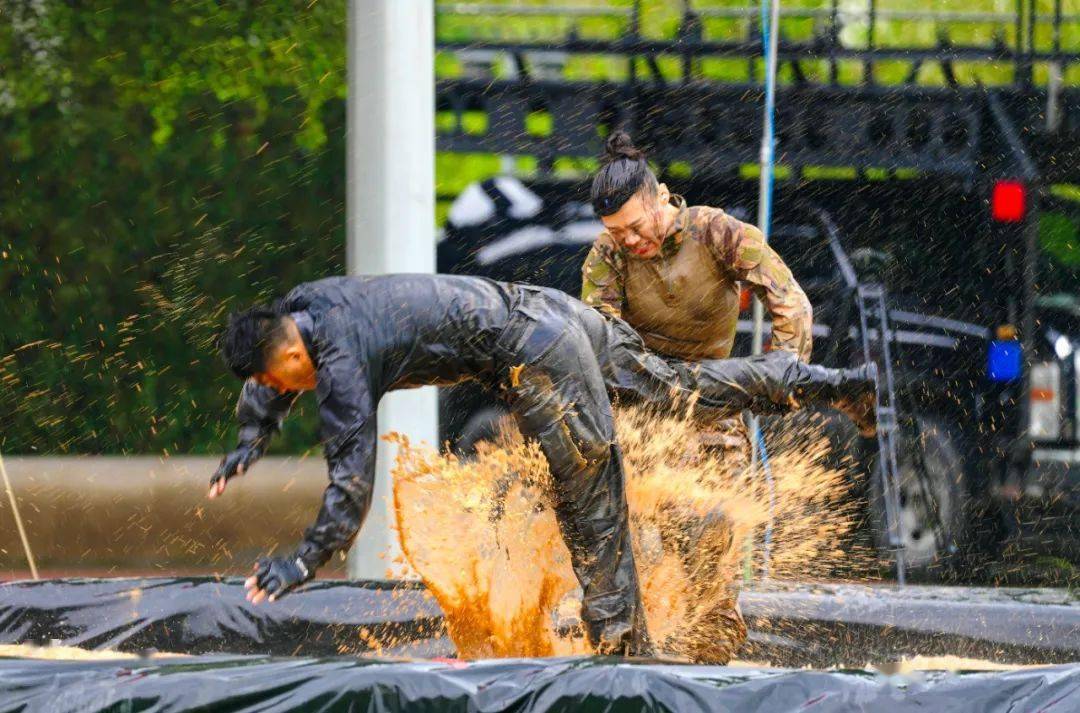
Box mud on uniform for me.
[229,275,829,656]
[581,196,813,660]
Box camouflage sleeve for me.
[706,212,814,361]
[580,234,626,319]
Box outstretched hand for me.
[244,556,311,604]
[208,444,261,499]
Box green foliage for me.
[0,2,349,454]
[1041,187,1080,294]
[0,0,347,150]
[1042,213,1080,267]
[0,89,347,453]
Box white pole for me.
[346,0,437,580]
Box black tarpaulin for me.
[2,578,1079,666]
[740,583,1080,666]
[1,655,1078,713]
[0,577,449,657]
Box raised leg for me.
[596,316,877,432]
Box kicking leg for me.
[595,316,878,434]
[687,353,879,436]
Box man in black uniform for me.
[210,274,876,656]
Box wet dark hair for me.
[218,305,290,379]
[590,131,658,216]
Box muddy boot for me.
[834,363,879,438]
[660,503,734,571]
[671,507,748,664]
[683,600,748,665]
[792,361,879,437]
[594,617,655,657]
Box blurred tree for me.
[0,2,349,454]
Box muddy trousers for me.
[491,291,865,656]
[494,302,650,656]
[593,314,827,417]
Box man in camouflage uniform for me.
[582,136,813,662]
[582,192,813,463]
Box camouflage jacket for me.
[581,195,812,362]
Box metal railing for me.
[435,1,1080,87]
[437,3,631,18]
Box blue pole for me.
[752,0,781,579]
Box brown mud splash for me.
[390,408,870,660]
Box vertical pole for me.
[829,0,839,85]
[748,0,782,581]
[1012,186,1040,533]
[346,0,437,581]
[1048,0,1064,131]
[1054,0,1063,54]
[1021,189,1039,388]
[865,0,877,83]
[681,0,693,83]
[751,0,781,358]
[1015,0,1027,84]
[1026,0,1036,73]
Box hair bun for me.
[604,130,644,162]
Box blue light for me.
[987,340,1022,382]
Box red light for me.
[739,287,751,312]
[992,181,1026,223]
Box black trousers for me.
[492,287,819,655]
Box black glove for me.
[253,555,312,601]
[209,442,264,492]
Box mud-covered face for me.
[253,320,317,393]
[600,184,675,259]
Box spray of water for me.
[390,407,871,661]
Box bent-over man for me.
[209,274,876,657]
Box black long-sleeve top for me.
[232,275,514,571]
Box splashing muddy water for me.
[390,408,872,661]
